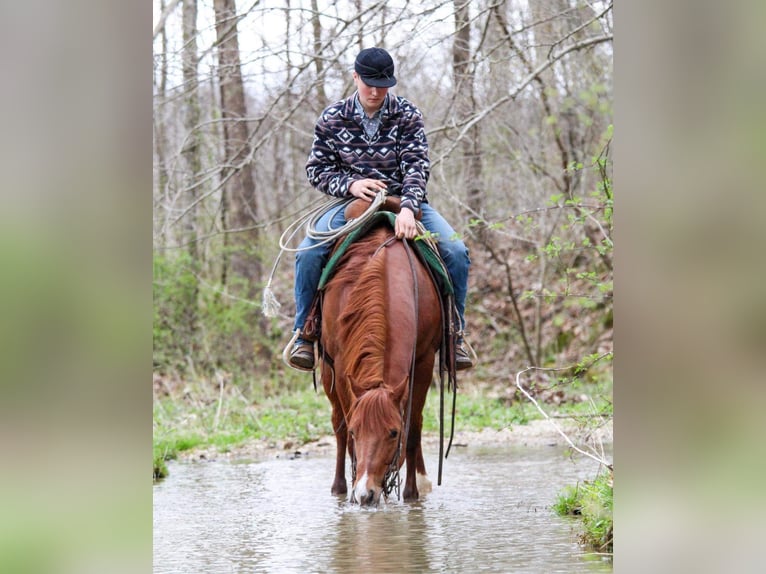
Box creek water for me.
[153,443,612,573]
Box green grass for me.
[422,384,534,432]
[553,471,613,553]
[153,375,611,481]
[153,382,537,478]
[153,384,334,480]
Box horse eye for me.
[389,429,398,439]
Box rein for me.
[420,259,459,485]
[381,236,419,501]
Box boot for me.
[289,338,314,370]
[455,339,474,371]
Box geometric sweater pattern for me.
[305,92,430,214]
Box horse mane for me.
[334,226,389,393]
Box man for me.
[289,47,473,371]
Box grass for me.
[153,383,332,479]
[422,383,535,432]
[153,381,539,479]
[553,470,613,553]
[153,373,611,481]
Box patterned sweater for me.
[305,92,430,214]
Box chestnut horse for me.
[320,212,442,506]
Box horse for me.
[319,201,443,506]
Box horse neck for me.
[334,226,425,406]
[337,229,390,393]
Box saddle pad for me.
[317,211,454,296]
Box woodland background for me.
[152,0,614,399]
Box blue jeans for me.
[293,203,470,334]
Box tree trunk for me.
[213,0,262,289]
[525,0,573,196]
[452,0,484,221]
[310,0,327,104]
[154,0,169,205]
[180,0,201,344]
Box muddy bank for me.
[178,418,613,464]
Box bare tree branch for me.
[547,1,614,59]
[153,0,182,40]
[514,360,613,471]
[430,33,613,169]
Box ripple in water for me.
[153,445,612,573]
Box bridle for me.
[381,424,403,500]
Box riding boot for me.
[289,338,315,370]
[455,339,474,371]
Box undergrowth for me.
[554,470,613,553]
[153,365,612,477]
[153,380,549,480]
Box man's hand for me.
[395,207,418,240]
[349,178,387,202]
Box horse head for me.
[347,385,406,506]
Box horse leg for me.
[402,361,435,501]
[402,411,423,501]
[402,384,431,500]
[330,403,348,495]
[415,445,432,495]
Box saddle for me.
[300,197,461,371]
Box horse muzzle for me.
[351,471,382,507]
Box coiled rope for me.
[261,191,388,318]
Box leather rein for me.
[380,235,418,500]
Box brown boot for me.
[289,340,315,370]
[455,341,474,371]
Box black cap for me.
[354,47,397,88]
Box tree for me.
[178,0,202,345]
[213,0,262,289]
[452,0,484,220]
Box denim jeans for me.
[293,203,470,335]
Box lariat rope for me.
[261,191,388,318]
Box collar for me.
[353,92,389,120]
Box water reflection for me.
[153,445,612,573]
[328,504,432,572]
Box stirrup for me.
[290,342,315,370]
[454,336,475,371]
[283,330,316,372]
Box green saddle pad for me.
[317,211,453,297]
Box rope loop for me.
[262,190,388,318]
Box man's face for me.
[354,72,389,114]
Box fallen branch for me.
[514,359,613,471]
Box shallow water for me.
[153,444,612,573]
